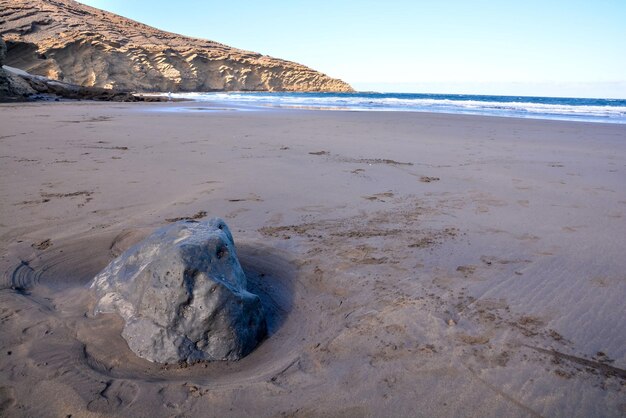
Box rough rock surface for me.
[0,36,37,100]
[0,36,5,63]
[0,0,353,93]
[91,218,267,363]
[1,64,168,102]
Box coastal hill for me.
[0,0,353,92]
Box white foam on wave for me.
[165,92,626,123]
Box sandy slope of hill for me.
[0,0,353,92]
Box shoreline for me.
[4,98,623,127]
[156,91,626,125]
[1,102,625,417]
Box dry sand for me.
[0,102,625,417]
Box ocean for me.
[166,91,626,124]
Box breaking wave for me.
[166,92,626,123]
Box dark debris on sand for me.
[165,211,208,223]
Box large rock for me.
[91,218,267,363]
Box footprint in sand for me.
[87,380,139,413]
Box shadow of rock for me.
[237,242,296,337]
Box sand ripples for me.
[1,233,114,292]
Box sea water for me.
[166,91,626,124]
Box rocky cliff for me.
[1,35,37,100]
[0,0,353,92]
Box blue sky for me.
[78,0,626,97]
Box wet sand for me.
[1,102,625,417]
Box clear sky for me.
[77,0,626,98]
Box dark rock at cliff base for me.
[0,37,5,64]
[0,36,36,101]
[90,218,267,363]
[0,62,168,102]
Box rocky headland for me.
[0,0,353,93]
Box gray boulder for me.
[91,218,266,363]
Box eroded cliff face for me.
[1,35,38,100]
[0,0,353,92]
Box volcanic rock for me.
[91,218,267,363]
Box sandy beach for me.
[1,102,625,417]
